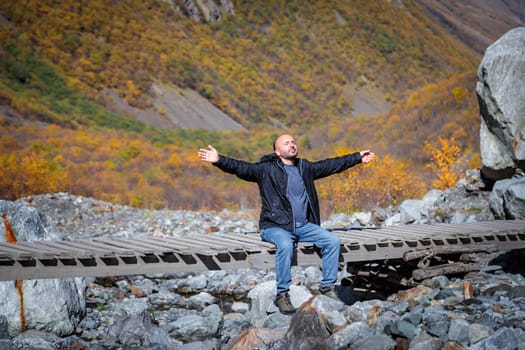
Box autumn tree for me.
[424,136,463,190]
[319,149,426,215]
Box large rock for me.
[489,176,525,219]
[476,27,525,184]
[0,200,86,337]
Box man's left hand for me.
[360,150,375,163]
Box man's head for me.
[274,134,298,162]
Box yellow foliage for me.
[452,86,466,104]
[424,137,463,190]
[0,152,70,199]
[320,153,426,214]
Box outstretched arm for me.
[198,145,219,163]
[198,145,261,182]
[360,150,375,163]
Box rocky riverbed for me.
[0,190,524,349]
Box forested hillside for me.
[0,0,520,215]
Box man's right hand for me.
[198,145,219,163]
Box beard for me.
[280,149,298,160]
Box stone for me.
[409,330,443,350]
[328,321,373,349]
[476,27,525,182]
[0,201,86,338]
[284,297,333,350]
[12,330,62,350]
[448,318,470,345]
[468,323,493,345]
[478,327,525,350]
[392,318,419,340]
[351,333,397,350]
[423,311,450,339]
[399,199,426,224]
[489,177,525,219]
[228,328,286,350]
[105,311,172,348]
[0,315,9,339]
[167,313,222,342]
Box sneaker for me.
[319,285,342,302]
[274,292,296,315]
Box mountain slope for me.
[0,0,480,130]
[415,0,525,54]
[0,0,519,212]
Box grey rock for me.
[351,333,397,350]
[343,299,389,323]
[489,177,525,219]
[105,311,172,348]
[328,321,373,350]
[221,313,250,347]
[231,301,250,313]
[188,291,217,310]
[422,190,443,207]
[167,313,222,342]
[392,318,419,340]
[399,199,426,224]
[423,276,450,289]
[375,310,398,335]
[310,295,347,330]
[477,27,525,180]
[0,339,15,350]
[0,315,8,339]
[389,299,410,315]
[0,200,64,242]
[284,301,332,350]
[408,330,442,350]
[12,330,62,350]
[0,278,86,338]
[423,310,450,338]
[470,326,525,350]
[111,297,150,315]
[448,318,470,345]
[468,322,494,345]
[178,339,220,350]
[263,313,293,329]
[509,286,525,299]
[183,274,209,291]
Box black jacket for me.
[214,152,362,231]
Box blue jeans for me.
[260,222,341,294]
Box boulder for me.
[476,27,525,184]
[284,297,333,350]
[488,176,525,219]
[0,200,86,337]
[105,311,173,348]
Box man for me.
[198,134,374,314]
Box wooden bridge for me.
[0,220,524,281]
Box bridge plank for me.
[0,242,55,259]
[46,240,117,257]
[173,234,264,252]
[162,236,238,251]
[93,238,158,254]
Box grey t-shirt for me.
[284,164,308,224]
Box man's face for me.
[275,134,298,160]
